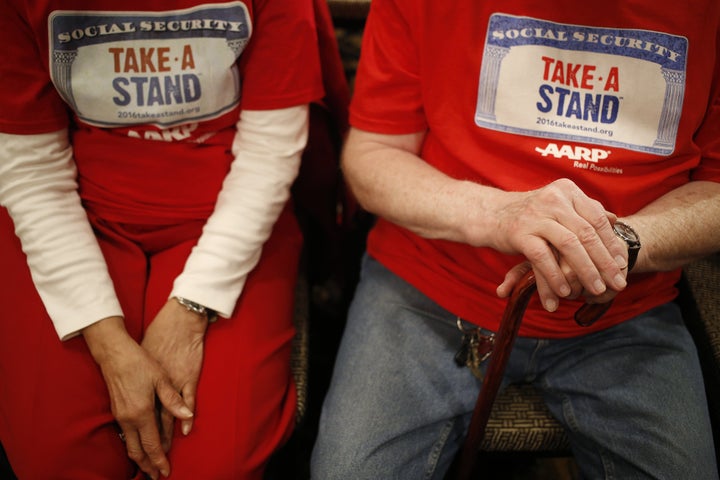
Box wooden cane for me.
[453,270,610,480]
[453,270,537,480]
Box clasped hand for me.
[487,179,629,311]
[83,300,208,479]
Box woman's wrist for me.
[173,296,217,322]
[82,316,132,364]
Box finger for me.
[558,257,583,300]
[180,382,198,436]
[496,261,533,298]
[137,421,171,479]
[123,428,160,480]
[525,184,610,296]
[543,215,609,295]
[582,287,621,305]
[571,200,628,291]
[540,209,622,299]
[532,267,560,312]
[520,236,572,299]
[156,377,194,421]
[158,406,174,453]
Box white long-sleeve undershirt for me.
[0,130,123,340]
[0,105,308,340]
[170,105,308,317]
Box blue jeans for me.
[311,256,718,480]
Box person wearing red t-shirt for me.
[0,1,329,479]
[312,0,720,479]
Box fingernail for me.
[559,284,571,297]
[161,468,170,478]
[179,406,193,418]
[544,298,558,312]
[182,421,191,436]
[594,279,606,294]
[614,273,627,289]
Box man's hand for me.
[488,179,628,311]
[342,129,630,309]
[83,316,193,480]
[498,255,627,313]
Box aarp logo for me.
[535,143,611,163]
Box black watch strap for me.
[613,221,641,272]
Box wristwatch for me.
[175,296,218,322]
[613,221,641,272]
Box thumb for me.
[180,381,198,436]
[497,262,533,298]
[156,377,194,420]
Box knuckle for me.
[539,184,563,203]
[141,440,164,458]
[523,243,550,263]
[601,255,622,272]
[122,406,148,421]
[126,447,145,463]
[552,177,575,190]
[113,411,133,424]
[556,232,580,250]
[576,224,600,246]
[589,207,608,228]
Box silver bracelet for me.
[174,297,218,322]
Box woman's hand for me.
[141,299,209,447]
[83,316,193,480]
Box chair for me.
[479,384,569,454]
[325,0,577,472]
[291,271,311,425]
[677,253,720,468]
[325,1,720,476]
[327,0,371,19]
[457,254,720,478]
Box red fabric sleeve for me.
[0,0,69,134]
[239,0,324,110]
[349,0,427,134]
[692,30,720,184]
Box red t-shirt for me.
[0,0,324,223]
[351,0,720,337]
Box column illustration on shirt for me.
[48,2,251,129]
[474,14,688,156]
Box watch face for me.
[614,221,640,245]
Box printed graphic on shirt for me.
[475,14,688,156]
[49,3,251,128]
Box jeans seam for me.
[399,303,455,326]
[423,419,455,480]
[601,453,615,480]
[557,386,613,480]
[525,338,549,381]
